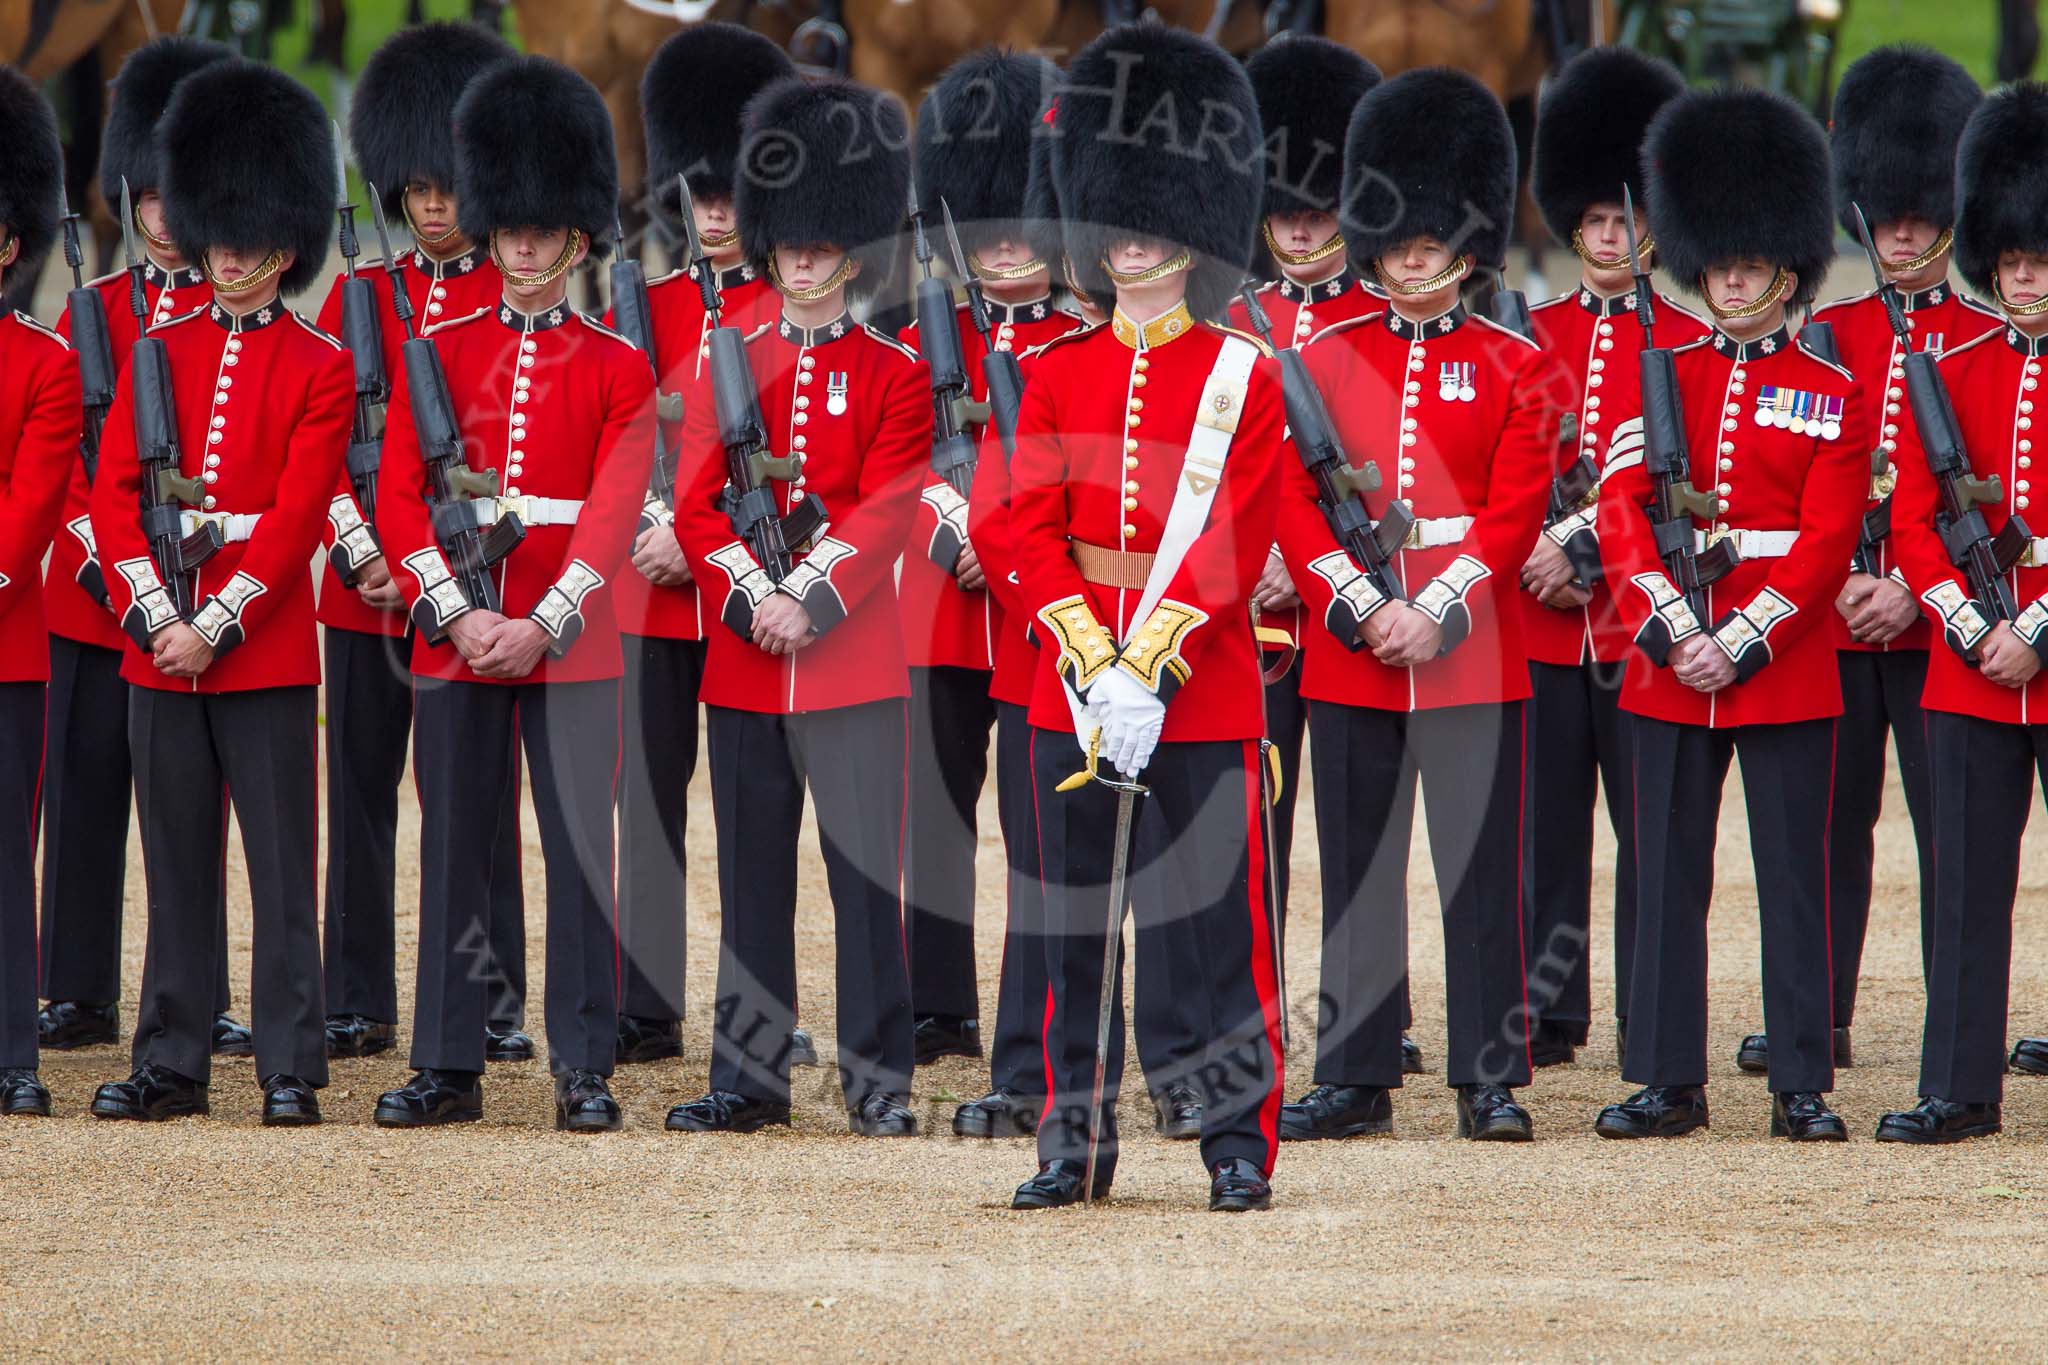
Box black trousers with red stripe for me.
[1523,658,1637,1040]
[615,633,707,1023]
[1307,700,1531,1089]
[705,700,914,1109]
[1625,715,1836,1094]
[1031,731,1282,1183]
[1263,651,1308,923]
[0,684,43,1069]
[904,665,997,1022]
[1827,647,1934,1027]
[322,626,526,1029]
[987,702,1051,1101]
[410,678,619,1077]
[38,635,230,1014]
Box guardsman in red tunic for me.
[1738,48,1997,1079]
[1522,47,1703,1068]
[0,70,81,1117]
[896,48,1075,1072]
[1275,70,1560,1145]
[370,58,654,1132]
[664,77,929,1139]
[1877,84,2048,1140]
[88,63,351,1125]
[1008,27,1284,1213]
[610,23,790,1068]
[311,21,530,1066]
[38,37,247,1058]
[1593,89,1867,1141]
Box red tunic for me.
[0,306,83,683]
[898,294,1083,673]
[1808,281,2003,654]
[1009,308,1282,742]
[1596,323,1870,727]
[47,262,211,651]
[311,244,503,638]
[90,300,354,693]
[672,310,931,714]
[1274,303,1562,712]
[376,300,656,685]
[1524,285,1710,666]
[1890,323,2048,723]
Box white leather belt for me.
[1373,513,1474,551]
[1695,527,1799,560]
[489,495,583,527]
[179,510,262,543]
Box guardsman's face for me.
[404,180,460,243]
[497,225,586,303]
[692,192,740,264]
[1107,236,1177,276]
[973,235,1036,275]
[1878,213,1947,291]
[206,243,289,282]
[136,191,185,266]
[1576,203,1643,267]
[1268,209,1339,257]
[1998,250,2048,310]
[1703,258,1784,314]
[773,243,851,294]
[1379,235,1456,286]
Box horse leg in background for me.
[2000,0,2040,81]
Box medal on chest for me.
[825,371,849,417]
[1438,361,1476,403]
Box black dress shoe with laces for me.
[1770,1090,1847,1141]
[849,1092,918,1136]
[2009,1037,2048,1075]
[787,1027,820,1069]
[374,1069,483,1127]
[665,1089,791,1133]
[211,1013,254,1057]
[953,1088,1039,1138]
[1012,1158,1110,1209]
[1208,1157,1272,1212]
[1595,1084,1709,1139]
[324,1014,396,1059]
[1151,1080,1203,1139]
[1278,1083,1392,1141]
[92,1064,208,1121]
[261,1075,321,1127]
[38,1000,118,1050]
[0,1069,52,1117]
[1529,1020,1577,1068]
[1875,1096,2002,1144]
[912,1014,983,1065]
[555,1069,623,1132]
[1455,1084,1533,1141]
[1401,1033,1426,1075]
[484,1027,535,1063]
[615,1014,683,1064]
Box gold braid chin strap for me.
[491,228,585,289]
[1997,277,2048,317]
[404,198,462,249]
[1886,227,1954,277]
[970,255,1050,282]
[134,203,177,254]
[1100,248,1193,287]
[205,249,287,295]
[1373,254,1471,297]
[1571,227,1653,270]
[698,226,740,250]
[767,252,857,302]
[1700,266,1790,321]
[1261,220,1346,268]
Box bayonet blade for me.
[365,182,396,261]
[1851,202,1888,283]
[118,177,139,269]
[1622,183,1643,277]
[332,121,349,207]
[939,196,971,281]
[675,173,705,271]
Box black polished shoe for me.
[1455,1084,1533,1141]
[555,1069,623,1132]
[91,1063,208,1121]
[1401,1033,1426,1075]
[849,1091,918,1136]
[615,1014,683,1065]
[261,1074,322,1127]
[1770,1090,1848,1142]
[373,1069,483,1128]
[324,1014,395,1059]
[1151,1081,1203,1139]
[1735,1033,1769,1074]
[1278,1083,1392,1141]
[484,1027,535,1063]
[0,1069,52,1117]
[1875,1095,2002,1144]
[37,1000,118,1050]
[1012,1158,1110,1209]
[912,1014,983,1065]
[787,1027,820,1069]
[1208,1157,1272,1212]
[953,1088,1039,1138]
[1529,1020,1577,1068]
[665,1089,791,1133]
[210,1013,254,1057]
[1595,1084,1709,1139]
[2011,1037,2048,1075]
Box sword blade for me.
[1083,784,1140,1205]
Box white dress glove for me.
[1085,666,1166,779]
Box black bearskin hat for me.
[1643,87,1834,309]
[351,21,515,218]
[736,75,910,299]
[643,22,794,211]
[1021,95,1063,266]
[915,47,1059,256]
[1955,82,2048,297]
[1341,67,1515,272]
[0,65,61,291]
[1832,44,1979,237]
[99,37,231,204]
[455,56,619,262]
[1247,35,1380,219]
[1050,23,1264,322]
[159,60,334,297]
[1532,45,1684,246]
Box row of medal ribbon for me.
[1754,384,1844,440]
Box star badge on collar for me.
[829,320,845,338]
[741,264,756,281]
[547,309,564,326]
[255,307,274,326]
[1580,289,1593,307]
[458,256,476,273]
[1929,287,1943,304]
[1031,303,1046,320]
[1437,317,1454,333]
[1760,336,1777,354]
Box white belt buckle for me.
[1705,525,1743,561]
[185,510,228,537]
[496,494,530,526]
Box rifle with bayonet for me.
[1490,267,1599,584]
[367,181,523,630]
[609,198,685,534]
[120,177,222,620]
[330,131,387,587]
[1852,202,2029,629]
[907,179,977,505]
[60,183,115,489]
[938,197,1025,461]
